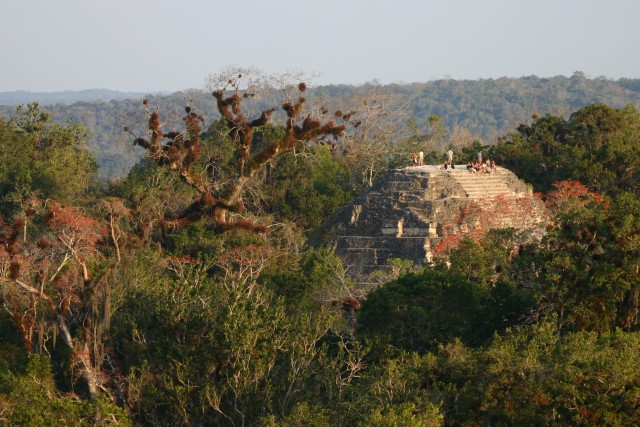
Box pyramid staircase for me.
[449,168,524,198]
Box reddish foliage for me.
[1,201,109,359]
[432,234,465,258]
[46,201,107,252]
[545,179,608,213]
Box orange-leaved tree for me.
[0,200,111,398]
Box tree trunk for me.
[78,342,99,398]
[57,316,100,398]
[109,215,121,263]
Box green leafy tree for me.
[263,402,333,427]
[357,269,490,352]
[355,323,640,426]
[111,244,347,426]
[465,323,640,425]
[525,180,640,332]
[260,145,354,231]
[0,103,97,217]
[358,231,535,354]
[491,103,640,196]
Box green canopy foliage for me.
[0,104,97,217]
[357,233,535,354]
[0,355,129,426]
[4,94,640,425]
[491,103,640,195]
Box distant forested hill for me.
[0,88,152,106]
[408,72,640,137]
[2,73,640,179]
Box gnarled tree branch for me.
[129,75,350,232]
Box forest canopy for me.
[2,72,640,179]
[2,70,640,425]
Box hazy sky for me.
[2,0,639,92]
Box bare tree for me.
[126,68,349,232]
[97,197,131,264]
[448,123,485,151]
[332,86,410,187]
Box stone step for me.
[455,181,512,188]
[453,174,508,179]
[450,173,516,198]
[457,181,511,187]
[458,184,512,191]
[462,188,511,195]
[454,182,511,189]
[464,191,512,198]
[453,178,510,185]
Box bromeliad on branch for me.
[126,70,349,232]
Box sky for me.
[2,0,639,92]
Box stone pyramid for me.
[319,165,548,282]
